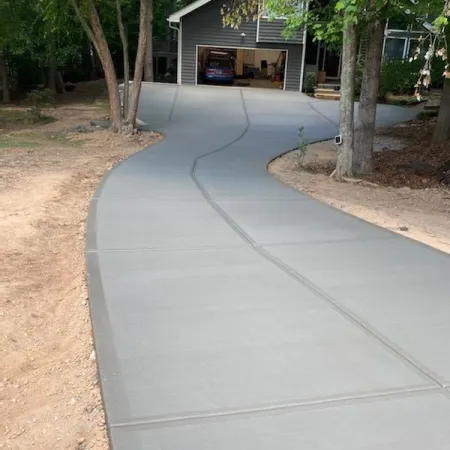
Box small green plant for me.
[304,72,316,94]
[295,126,308,168]
[25,89,56,123]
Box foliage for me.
[26,88,56,121]
[295,126,308,168]
[379,59,446,100]
[304,72,316,93]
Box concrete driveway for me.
[87,85,450,449]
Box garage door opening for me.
[196,46,287,90]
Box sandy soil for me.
[269,135,450,254]
[0,91,160,449]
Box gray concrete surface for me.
[87,85,450,449]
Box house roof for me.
[167,0,213,23]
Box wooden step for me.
[314,87,341,95]
[314,91,341,100]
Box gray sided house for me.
[168,0,306,91]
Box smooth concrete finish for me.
[87,85,450,449]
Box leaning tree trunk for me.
[88,4,122,132]
[0,49,11,103]
[127,0,151,127]
[70,0,122,132]
[116,0,130,118]
[143,0,154,82]
[353,17,385,175]
[433,78,450,143]
[334,16,357,178]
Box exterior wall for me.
[257,18,303,44]
[180,0,304,91]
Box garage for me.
[197,47,287,90]
[168,0,305,92]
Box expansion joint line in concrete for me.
[110,385,440,430]
[307,101,339,127]
[189,89,445,392]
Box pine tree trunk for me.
[144,0,154,82]
[335,18,357,178]
[88,3,122,132]
[127,0,151,127]
[353,18,384,175]
[433,78,450,143]
[0,49,11,103]
[116,0,130,118]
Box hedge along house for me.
[167,0,307,91]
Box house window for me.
[384,38,407,60]
[387,17,410,31]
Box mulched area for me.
[304,118,450,189]
[370,118,450,188]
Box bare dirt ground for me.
[0,81,160,449]
[269,119,450,254]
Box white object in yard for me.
[136,118,147,127]
[335,135,342,146]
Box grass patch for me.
[0,108,55,126]
[0,135,40,148]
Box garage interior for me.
[197,46,287,89]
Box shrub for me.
[304,72,316,94]
[379,59,446,100]
[26,88,56,122]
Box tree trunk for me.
[144,0,154,82]
[0,49,11,103]
[433,78,450,143]
[353,18,385,175]
[87,3,122,132]
[116,0,130,118]
[334,17,357,178]
[127,0,151,127]
[48,40,58,93]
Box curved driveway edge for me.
[87,85,450,450]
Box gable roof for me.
[167,0,213,23]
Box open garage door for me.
[196,46,287,90]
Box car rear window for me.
[208,59,232,68]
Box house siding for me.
[257,18,303,45]
[181,0,304,91]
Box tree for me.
[434,78,450,142]
[127,0,152,125]
[68,0,123,131]
[334,5,357,178]
[353,6,384,175]
[144,0,154,82]
[116,0,130,117]
[431,1,450,142]
[0,0,29,103]
[56,0,152,131]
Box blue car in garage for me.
[203,51,235,84]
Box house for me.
[382,18,429,61]
[167,0,432,92]
[167,0,307,91]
